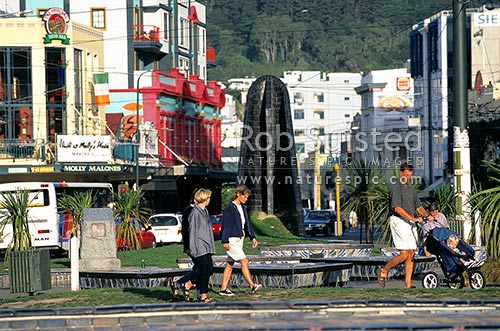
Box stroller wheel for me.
[448,273,465,289]
[469,270,486,289]
[422,272,439,289]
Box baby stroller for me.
[421,227,486,289]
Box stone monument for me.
[239,75,304,236]
[79,208,121,270]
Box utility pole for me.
[452,0,473,240]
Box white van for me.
[147,213,183,245]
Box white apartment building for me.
[282,71,362,160]
[352,68,418,178]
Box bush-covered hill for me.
[202,0,486,82]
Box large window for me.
[91,8,106,29]
[410,30,423,77]
[0,47,33,141]
[428,22,439,71]
[45,48,66,142]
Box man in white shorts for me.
[377,162,433,289]
[219,185,262,296]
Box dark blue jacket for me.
[221,202,256,244]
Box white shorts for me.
[389,216,418,250]
[227,237,246,262]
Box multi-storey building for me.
[282,71,361,208]
[409,6,500,186]
[0,1,228,213]
[283,71,361,159]
[352,67,418,178]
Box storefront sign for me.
[62,164,123,172]
[43,8,70,44]
[31,166,55,173]
[475,12,500,26]
[57,135,111,163]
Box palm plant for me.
[0,190,32,252]
[341,160,390,243]
[469,162,500,259]
[113,189,150,250]
[57,191,95,237]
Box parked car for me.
[304,210,337,237]
[115,218,157,249]
[210,214,222,240]
[148,213,183,245]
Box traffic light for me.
[118,183,129,197]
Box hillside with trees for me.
[202,0,486,83]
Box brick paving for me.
[0,300,500,330]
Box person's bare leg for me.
[404,249,415,288]
[220,262,233,290]
[380,251,406,277]
[240,258,254,287]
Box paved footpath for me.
[1,299,500,330]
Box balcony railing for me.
[133,25,160,42]
[0,139,44,160]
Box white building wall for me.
[70,0,130,89]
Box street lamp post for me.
[135,70,151,191]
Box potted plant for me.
[0,190,51,294]
[113,189,150,250]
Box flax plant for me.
[425,183,458,219]
[469,162,500,259]
[0,190,32,252]
[57,191,95,237]
[341,160,390,244]
[113,189,150,250]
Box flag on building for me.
[93,73,110,106]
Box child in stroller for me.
[421,226,486,289]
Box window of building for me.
[344,79,350,83]
[429,21,439,71]
[313,110,324,120]
[200,27,205,54]
[313,92,324,103]
[318,127,325,135]
[163,12,169,41]
[344,96,350,101]
[344,114,350,118]
[296,143,305,153]
[294,109,304,120]
[294,129,305,136]
[91,8,106,29]
[293,92,303,104]
[319,143,325,153]
[74,49,83,134]
[410,30,423,77]
[0,47,33,140]
[180,18,189,47]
